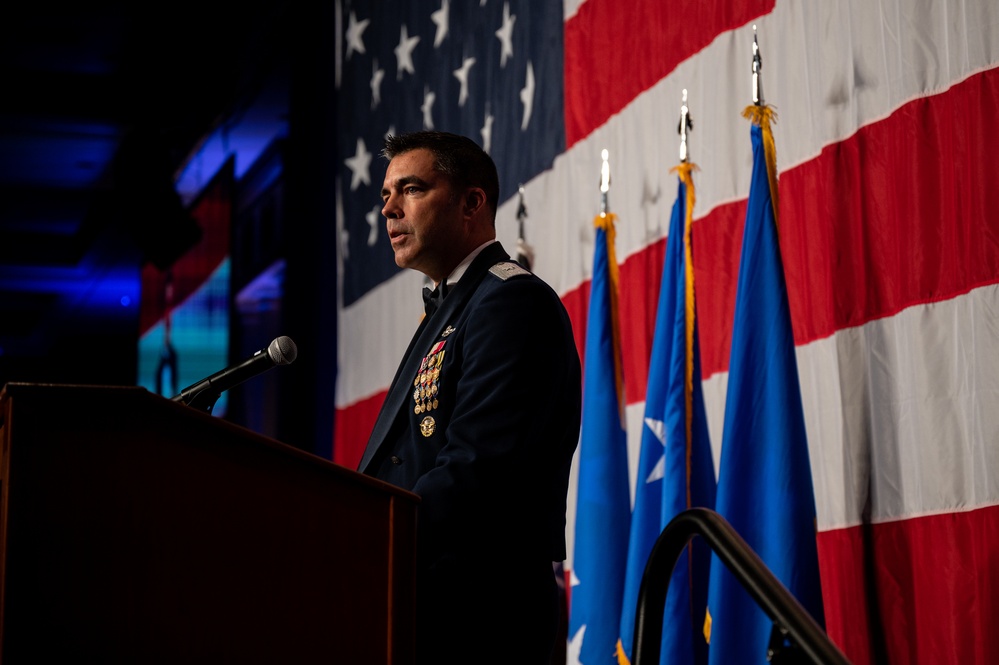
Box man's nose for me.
[382,193,401,219]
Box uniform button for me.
[390,456,402,465]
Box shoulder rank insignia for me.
[489,261,530,281]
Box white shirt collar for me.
[437,238,498,289]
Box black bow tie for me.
[422,282,448,317]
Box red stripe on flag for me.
[781,66,999,344]
[817,505,999,665]
[333,390,386,469]
[618,238,666,405]
[560,280,589,375]
[563,0,774,147]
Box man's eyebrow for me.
[397,175,430,188]
[382,174,432,197]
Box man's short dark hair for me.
[382,131,500,218]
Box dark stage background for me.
[0,4,338,457]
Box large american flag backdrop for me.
[333,1,999,662]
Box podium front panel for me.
[0,383,416,664]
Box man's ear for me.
[464,187,486,217]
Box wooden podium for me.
[0,383,417,663]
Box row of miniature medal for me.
[414,327,454,438]
[415,340,445,438]
[414,340,445,415]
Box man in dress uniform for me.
[357,131,581,664]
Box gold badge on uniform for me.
[420,416,436,437]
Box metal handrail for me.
[632,508,851,664]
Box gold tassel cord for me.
[615,638,631,665]
[670,161,698,511]
[742,104,780,232]
[674,161,702,642]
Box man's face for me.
[381,148,466,283]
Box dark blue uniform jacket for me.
[358,242,581,663]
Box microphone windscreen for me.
[268,336,298,365]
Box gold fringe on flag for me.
[674,162,704,652]
[616,638,630,665]
[742,104,780,230]
[594,211,626,423]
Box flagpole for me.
[600,148,611,214]
[679,88,692,164]
[516,184,527,243]
[752,24,764,106]
[744,25,779,226]
[515,184,534,270]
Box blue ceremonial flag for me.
[705,106,824,664]
[570,212,632,665]
[617,166,716,665]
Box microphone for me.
[172,336,298,413]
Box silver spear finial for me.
[679,88,693,162]
[752,25,764,106]
[599,149,611,214]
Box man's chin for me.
[391,249,436,279]
[392,253,412,270]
